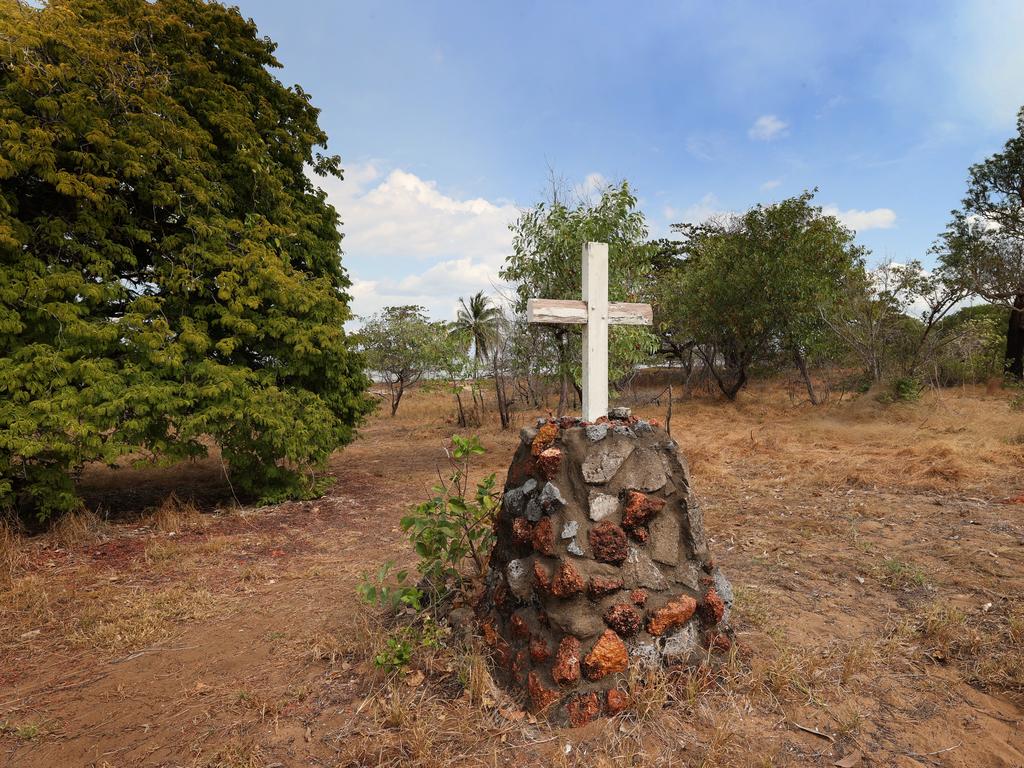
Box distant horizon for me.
[235,0,1024,321]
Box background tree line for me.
[361,109,1024,418]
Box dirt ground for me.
[1,383,1023,768]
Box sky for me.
[234,0,1024,321]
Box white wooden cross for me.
[526,242,653,422]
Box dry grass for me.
[200,739,265,768]
[0,519,22,588]
[3,382,1023,767]
[914,600,1024,695]
[68,583,216,651]
[149,493,203,533]
[50,508,109,549]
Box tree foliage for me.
[663,192,862,400]
[937,106,1024,378]
[357,306,442,416]
[501,182,658,412]
[0,0,371,519]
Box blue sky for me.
[235,1,1024,320]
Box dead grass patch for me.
[306,631,345,665]
[199,738,265,768]
[144,539,184,566]
[914,600,1024,697]
[51,508,109,549]
[149,493,203,533]
[68,584,216,651]
[0,574,57,645]
[0,519,22,588]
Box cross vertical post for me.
[525,242,653,422]
[582,242,609,423]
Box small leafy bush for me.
[356,562,423,612]
[400,435,498,602]
[882,376,924,403]
[374,633,415,672]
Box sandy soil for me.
[1,383,1022,767]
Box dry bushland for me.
[0,382,1022,767]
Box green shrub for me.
[357,562,423,612]
[400,435,498,602]
[879,376,924,403]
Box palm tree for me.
[454,292,503,424]
[455,291,501,361]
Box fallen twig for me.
[110,644,199,664]
[790,722,834,742]
[906,743,961,758]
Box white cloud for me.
[760,179,782,191]
[822,204,897,231]
[575,172,608,200]
[314,163,519,321]
[748,114,789,141]
[665,193,734,225]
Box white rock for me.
[588,493,619,522]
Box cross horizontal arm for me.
[527,298,587,324]
[527,298,653,326]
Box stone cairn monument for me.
[477,243,732,726]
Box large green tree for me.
[937,107,1024,379]
[666,192,862,401]
[0,0,371,520]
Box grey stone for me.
[582,440,635,483]
[682,498,709,557]
[611,424,635,438]
[713,568,734,623]
[539,482,566,511]
[623,546,668,590]
[674,560,702,591]
[548,599,606,639]
[648,506,681,565]
[627,640,661,669]
[634,419,654,434]
[612,448,667,492]
[588,493,619,522]
[560,520,579,539]
[506,559,532,600]
[567,539,584,557]
[608,406,632,419]
[503,478,538,518]
[519,426,538,445]
[584,423,608,442]
[524,498,543,522]
[660,621,700,663]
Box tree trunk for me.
[492,355,510,429]
[1007,294,1024,380]
[455,390,467,427]
[555,330,569,417]
[391,381,404,416]
[700,346,747,401]
[793,348,819,405]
